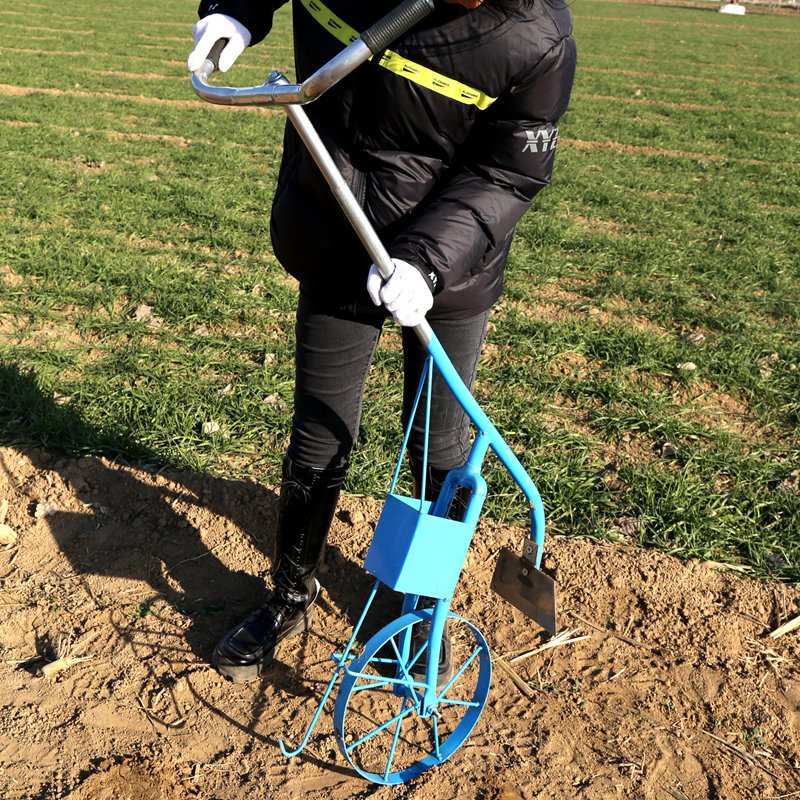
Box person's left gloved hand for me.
[367,259,433,327]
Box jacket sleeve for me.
[386,34,577,291]
[197,0,288,45]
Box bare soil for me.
[1,445,799,799]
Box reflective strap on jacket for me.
[300,0,497,110]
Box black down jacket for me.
[198,0,576,319]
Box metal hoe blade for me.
[491,543,557,635]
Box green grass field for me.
[1,0,798,579]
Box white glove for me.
[367,259,434,327]
[187,13,252,73]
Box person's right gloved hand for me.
[367,259,434,327]
[187,13,252,73]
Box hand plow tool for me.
[192,0,557,782]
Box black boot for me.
[212,458,347,683]
[409,600,454,692]
[411,461,470,522]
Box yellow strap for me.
[300,0,497,110]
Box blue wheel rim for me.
[333,610,492,785]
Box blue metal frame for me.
[279,348,546,783]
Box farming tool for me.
[192,0,557,783]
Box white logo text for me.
[522,126,559,153]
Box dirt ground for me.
[1,445,799,800]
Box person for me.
[187,0,576,685]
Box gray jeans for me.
[288,289,489,473]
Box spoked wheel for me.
[332,609,491,785]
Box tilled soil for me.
[1,446,798,799]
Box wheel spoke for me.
[437,644,483,698]
[351,676,396,692]
[432,713,441,760]
[389,629,425,681]
[345,697,419,753]
[384,696,410,782]
[437,697,481,708]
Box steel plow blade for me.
[491,545,557,635]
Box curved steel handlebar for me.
[191,0,434,107]
[192,39,375,107]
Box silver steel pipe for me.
[191,39,374,107]
[283,96,433,347]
